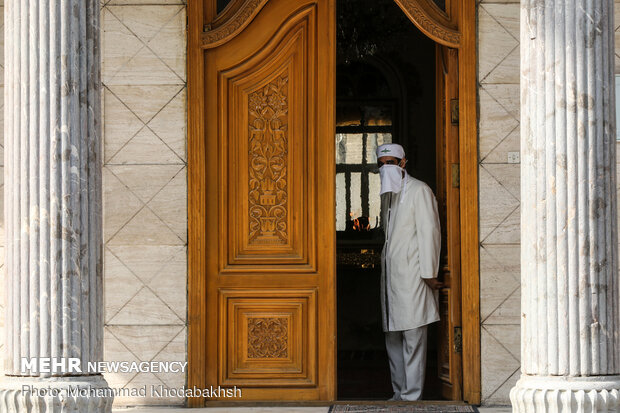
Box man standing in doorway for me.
[376,143,443,401]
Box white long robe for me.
[380,174,441,332]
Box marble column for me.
[0,1,113,411]
[510,0,620,412]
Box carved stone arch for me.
[202,0,461,49]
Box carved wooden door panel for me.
[435,45,463,400]
[200,0,335,401]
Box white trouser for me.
[385,325,428,401]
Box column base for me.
[510,375,620,413]
[0,375,114,413]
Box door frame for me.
[187,0,480,405]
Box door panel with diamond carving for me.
[198,0,335,401]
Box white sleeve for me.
[413,185,441,279]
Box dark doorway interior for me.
[335,0,438,400]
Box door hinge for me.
[450,98,459,124]
[454,326,462,353]
[451,163,460,188]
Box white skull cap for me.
[376,143,405,160]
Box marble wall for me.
[477,0,521,404]
[100,0,187,406]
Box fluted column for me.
[0,1,113,411]
[510,0,620,412]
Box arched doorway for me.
[187,0,479,404]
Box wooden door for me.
[189,0,478,404]
[195,0,336,402]
[435,45,463,400]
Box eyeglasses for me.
[377,159,402,168]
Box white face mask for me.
[379,164,405,195]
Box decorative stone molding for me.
[0,376,114,413]
[510,376,620,412]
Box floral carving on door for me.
[247,317,289,358]
[248,73,289,245]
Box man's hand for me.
[423,278,444,290]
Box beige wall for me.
[101,0,187,406]
[477,0,521,404]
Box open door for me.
[435,45,463,400]
[191,0,336,402]
[189,0,479,405]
